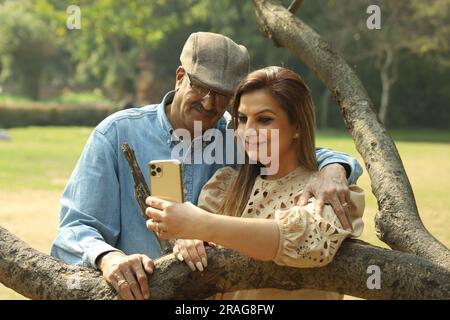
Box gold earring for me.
[294,132,299,139]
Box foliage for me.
[0,0,448,128]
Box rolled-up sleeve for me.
[316,147,363,184]
[273,186,365,268]
[50,130,121,269]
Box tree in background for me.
[306,0,450,127]
[0,0,58,100]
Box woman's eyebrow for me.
[238,108,276,116]
[255,108,276,115]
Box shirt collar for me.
[157,90,229,144]
[157,91,175,142]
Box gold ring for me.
[117,279,128,287]
[342,202,349,207]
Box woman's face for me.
[237,89,298,170]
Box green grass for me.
[0,127,92,191]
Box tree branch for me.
[252,0,450,269]
[1,226,449,299]
[288,0,304,14]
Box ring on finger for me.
[117,279,128,287]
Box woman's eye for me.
[238,116,247,123]
[258,117,273,124]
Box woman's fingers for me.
[195,240,208,268]
[185,239,206,272]
[177,239,196,271]
[145,206,163,220]
[173,244,184,261]
[145,196,171,209]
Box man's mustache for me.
[191,102,217,117]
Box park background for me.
[0,0,449,299]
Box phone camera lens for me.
[156,167,162,173]
[151,164,156,169]
[151,171,156,176]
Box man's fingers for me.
[132,262,150,300]
[114,272,134,300]
[338,191,353,232]
[123,268,144,300]
[329,198,352,231]
[141,255,154,274]
[314,198,325,215]
[298,188,312,206]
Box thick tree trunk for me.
[252,0,450,269]
[1,226,449,300]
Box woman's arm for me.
[199,212,280,261]
[145,198,280,261]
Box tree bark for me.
[1,226,449,300]
[252,0,450,269]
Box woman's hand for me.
[173,239,208,272]
[145,196,207,240]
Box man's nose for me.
[201,94,216,111]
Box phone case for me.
[149,159,184,203]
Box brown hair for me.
[220,66,318,217]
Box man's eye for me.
[258,117,273,124]
[238,116,247,123]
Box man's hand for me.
[98,251,154,300]
[299,163,353,231]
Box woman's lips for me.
[245,141,267,147]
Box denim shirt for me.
[50,91,363,268]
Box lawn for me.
[0,127,449,299]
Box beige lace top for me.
[198,166,365,300]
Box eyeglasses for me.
[186,73,231,107]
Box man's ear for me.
[175,66,186,91]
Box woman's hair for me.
[220,66,318,217]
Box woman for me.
[145,66,364,299]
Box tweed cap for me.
[180,32,250,96]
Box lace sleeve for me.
[197,167,237,213]
[273,186,365,268]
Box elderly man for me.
[51,32,362,300]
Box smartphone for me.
[149,159,184,203]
